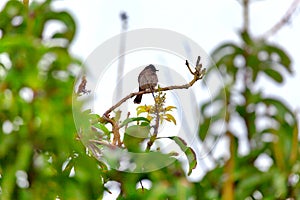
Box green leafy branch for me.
[136,90,177,125]
[97,57,205,149]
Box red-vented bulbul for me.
[134,65,158,104]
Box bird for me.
[134,65,158,104]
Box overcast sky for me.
[49,0,300,109]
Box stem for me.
[221,89,234,200]
[23,0,29,7]
[289,120,299,165]
[221,131,235,200]
[146,91,160,151]
[261,0,300,38]
[242,0,249,32]
[116,12,128,101]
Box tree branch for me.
[103,57,205,117]
[101,56,205,148]
[261,0,300,38]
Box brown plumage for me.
[134,65,158,104]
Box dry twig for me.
[262,0,300,38]
[103,56,205,117]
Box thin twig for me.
[261,0,300,38]
[139,180,144,191]
[102,115,122,146]
[104,75,199,117]
[124,112,130,129]
[185,60,194,75]
[153,94,160,137]
[116,12,128,100]
[146,89,160,151]
[243,0,250,32]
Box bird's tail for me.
[134,87,143,104]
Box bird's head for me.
[146,64,159,72]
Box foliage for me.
[0,1,103,199]
[85,88,197,179]
[198,27,299,200]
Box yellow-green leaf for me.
[165,106,176,111]
[164,113,177,125]
[136,105,151,115]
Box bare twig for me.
[103,57,205,117]
[102,115,122,146]
[243,0,250,32]
[139,180,144,191]
[116,12,128,100]
[124,112,131,129]
[261,0,300,38]
[185,60,194,74]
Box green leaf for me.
[135,151,176,172]
[247,54,260,82]
[211,42,243,58]
[263,44,292,73]
[199,118,211,141]
[262,98,295,124]
[263,68,283,83]
[121,117,150,127]
[31,2,76,43]
[167,136,197,175]
[93,123,110,136]
[125,125,150,138]
[88,113,101,124]
[123,125,150,152]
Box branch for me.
[23,0,29,7]
[146,89,161,151]
[261,0,300,38]
[103,56,205,117]
[242,0,250,33]
[102,115,122,146]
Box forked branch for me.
[103,56,206,117]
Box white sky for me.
[49,0,300,108]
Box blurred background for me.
[1,0,300,199]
